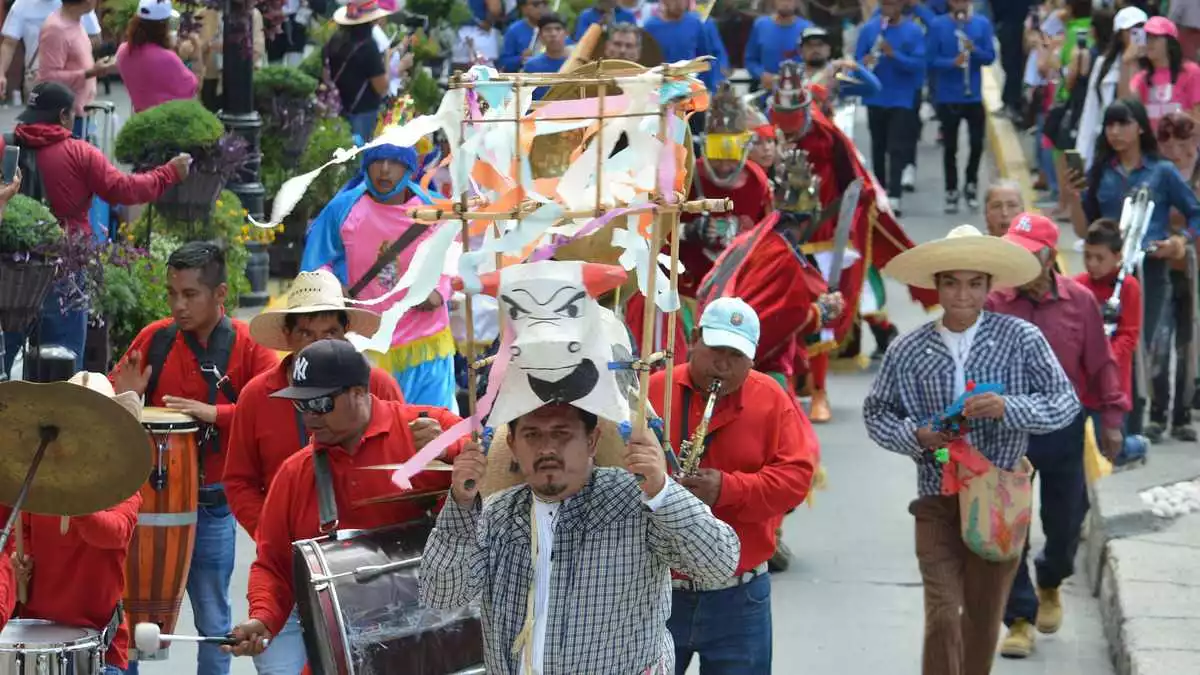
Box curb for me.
[1085,442,1200,675]
[981,67,1038,210]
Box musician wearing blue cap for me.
[301,142,458,412]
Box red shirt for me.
[986,273,1129,430]
[0,493,142,669]
[648,364,815,575]
[0,555,12,631]
[247,398,464,636]
[225,355,406,538]
[1074,271,1143,410]
[678,161,774,298]
[111,317,279,484]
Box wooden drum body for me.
[293,521,485,675]
[126,408,200,661]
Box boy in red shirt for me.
[1074,218,1146,465]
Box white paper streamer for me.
[612,226,681,312]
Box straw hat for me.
[333,0,397,26]
[68,371,143,419]
[249,270,382,351]
[883,225,1042,290]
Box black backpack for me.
[2,132,49,202]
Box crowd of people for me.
[0,0,1194,675]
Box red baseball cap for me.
[1004,213,1060,253]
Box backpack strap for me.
[5,132,49,202]
[313,449,339,533]
[143,323,180,403]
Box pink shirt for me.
[37,10,95,114]
[985,273,1129,429]
[1132,61,1200,129]
[116,42,199,113]
[340,195,452,348]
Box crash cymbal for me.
[353,489,448,508]
[0,381,151,516]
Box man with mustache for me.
[648,298,816,674]
[420,401,740,674]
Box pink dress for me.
[117,42,199,113]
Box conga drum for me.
[293,521,485,675]
[125,407,200,661]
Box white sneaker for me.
[890,195,903,217]
[902,165,916,192]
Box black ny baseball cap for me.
[18,82,75,124]
[271,339,371,400]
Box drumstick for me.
[134,623,249,650]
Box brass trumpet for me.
[677,379,722,477]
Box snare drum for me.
[126,407,200,661]
[293,520,485,675]
[0,619,103,675]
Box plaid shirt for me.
[419,468,740,675]
[864,312,1081,496]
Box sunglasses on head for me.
[1158,118,1196,142]
[293,389,346,415]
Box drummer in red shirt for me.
[224,339,465,658]
[109,241,278,675]
[0,556,12,630]
[647,298,815,674]
[223,270,406,673]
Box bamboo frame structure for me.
[437,59,731,453]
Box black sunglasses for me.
[293,389,346,415]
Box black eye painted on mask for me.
[553,291,586,319]
[501,294,531,321]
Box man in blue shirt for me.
[643,0,724,84]
[873,0,936,193]
[928,0,996,214]
[856,0,927,216]
[498,0,546,72]
[573,0,636,41]
[523,14,570,99]
[743,0,810,93]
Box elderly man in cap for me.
[302,141,456,411]
[226,339,464,661]
[223,269,415,673]
[865,225,1080,675]
[648,297,816,675]
[985,214,1128,658]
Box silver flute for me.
[955,11,971,97]
[869,18,887,70]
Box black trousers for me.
[867,105,918,197]
[937,103,986,192]
[996,20,1026,112]
[1151,267,1194,427]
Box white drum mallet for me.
[134,623,268,652]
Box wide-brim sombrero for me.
[883,225,1042,290]
[333,0,396,26]
[249,271,383,351]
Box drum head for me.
[0,619,99,648]
[142,407,200,432]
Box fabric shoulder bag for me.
[944,440,1034,562]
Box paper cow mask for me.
[467,261,629,427]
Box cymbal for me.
[352,489,448,508]
[0,381,151,516]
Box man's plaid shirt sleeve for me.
[999,323,1081,433]
[645,480,740,586]
[419,495,487,610]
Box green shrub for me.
[101,0,139,39]
[255,64,320,100]
[296,117,356,219]
[96,234,177,355]
[0,195,62,253]
[409,68,441,115]
[115,99,225,166]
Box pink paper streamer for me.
[527,205,642,262]
[657,106,678,204]
[390,326,515,489]
[534,95,630,120]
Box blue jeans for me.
[345,110,378,144]
[1004,412,1087,625]
[2,280,88,376]
[189,490,236,675]
[1036,112,1059,199]
[667,573,772,675]
[104,667,125,675]
[251,607,305,675]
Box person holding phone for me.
[1130,16,1200,130]
[1077,6,1148,172]
[36,0,117,138]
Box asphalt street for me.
[8,83,1113,673]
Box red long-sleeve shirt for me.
[247,398,465,636]
[225,355,405,538]
[0,493,142,669]
[1074,271,1143,409]
[648,364,815,575]
[678,161,774,299]
[986,273,1130,429]
[0,554,12,631]
[111,317,279,484]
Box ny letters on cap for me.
[293,356,309,383]
[479,260,630,427]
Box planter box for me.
[150,168,228,223]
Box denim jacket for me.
[1083,156,1200,246]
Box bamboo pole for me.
[661,107,683,448]
[633,76,670,433]
[447,62,711,90]
[406,197,733,222]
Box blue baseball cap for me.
[698,297,760,360]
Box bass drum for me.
[292,520,485,675]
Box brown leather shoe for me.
[810,390,832,423]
